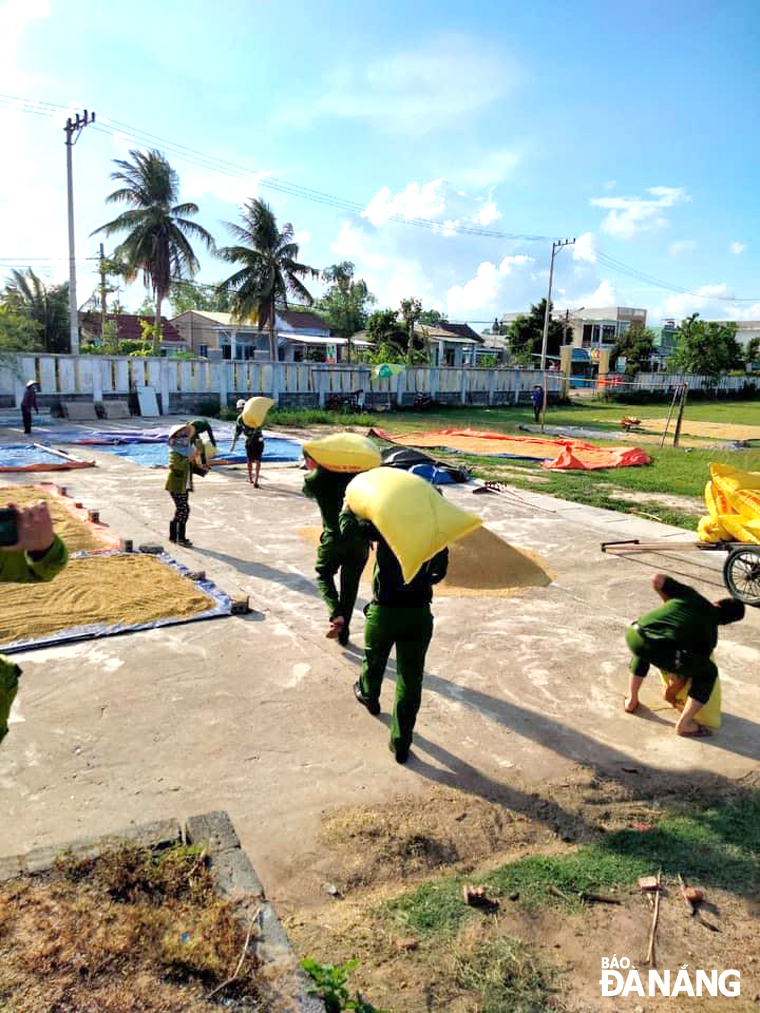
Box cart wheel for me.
[723,547,760,607]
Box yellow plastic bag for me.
[345,467,482,583]
[242,397,274,428]
[699,463,760,545]
[658,670,722,728]
[303,433,382,474]
[710,462,760,494]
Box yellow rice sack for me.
[242,397,274,428]
[303,433,382,474]
[710,462,760,494]
[658,670,722,728]
[345,467,483,583]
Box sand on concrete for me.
[0,553,214,645]
[0,484,117,553]
[297,525,552,597]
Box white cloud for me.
[603,179,617,191]
[445,254,535,317]
[668,239,696,258]
[456,148,522,187]
[589,186,691,240]
[181,167,264,207]
[578,279,618,308]
[656,283,760,321]
[474,190,501,226]
[0,0,50,91]
[730,241,747,256]
[331,221,387,271]
[572,231,596,264]
[275,35,520,135]
[363,179,447,227]
[292,230,311,245]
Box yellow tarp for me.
[699,463,760,543]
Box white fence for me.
[637,372,755,392]
[0,353,566,411]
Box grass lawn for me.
[269,398,760,530]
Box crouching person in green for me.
[1,500,68,746]
[624,573,744,737]
[339,507,448,763]
[303,454,369,645]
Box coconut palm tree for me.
[2,268,69,352]
[92,150,214,353]
[217,198,319,361]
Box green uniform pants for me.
[315,535,369,632]
[0,656,20,746]
[626,625,717,705]
[360,603,433,752]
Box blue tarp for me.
[0,444,77,468]
[93,436,302,467]
[408,463,458,485]
[0,551,233,654]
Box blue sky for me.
[1,0,759,326]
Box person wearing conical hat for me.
[21,381,38,436]
[166,423,198,547]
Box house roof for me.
[415,323,484,344]
[81,312,184,344]
[278,309,331,332]
[438,321,484,344]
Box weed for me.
[454,936,562,1013]
[302,957,387,1012]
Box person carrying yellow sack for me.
[624,573,744,737]
[0,500,68,746]
[339,469,480,764]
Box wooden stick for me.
[645,871,661,966]
[579,891,622,905]
[660,386,681,448]
[206,906,260,999]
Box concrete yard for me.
[1,419,759,915]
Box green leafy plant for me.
[301,958,386,1013]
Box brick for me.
[185,811,240,854]
[0,855,23,883]
[24,846,61,875]
[213,847,264,900]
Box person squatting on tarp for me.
[339,506,448,765]
[21,380,39,436]
[166,423,198,547]
[0,501,68,746]
[230,399,265,487]
[303,454,369,646]
[531,384,545,425]
[624,573,744,737]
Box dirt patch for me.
[599,486,704,516]
[0,553,215,645]
[0,483,116,552]
[297,526,552,597]
[0,843,267,1013]
[639,418,760,442]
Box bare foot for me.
[254,482,260,488]
[623,695,639,714]
[677,723,711,738]
[326,616,345,640]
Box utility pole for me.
[539,238,575,370]
[64,109,96,355]
[99,243,107,346]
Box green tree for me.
[315,262,376,363]
[613,323,656,376]
[169,279,232,316]
[0,305,42,352]
[399,296,423,361]
[217,198,319,361]
[92,149,214,353]
[745,336,760,367]
[671,314,744,378]
[2,268,70,352]
[365,309,407,354]
[506,299,564,364]
[419,308,444,326]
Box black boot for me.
[177,523,193,547]
[169,521,178,543]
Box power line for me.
[2,92,759,301]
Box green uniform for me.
[303,468,368,640]
[627,577,721,704]
[340,510,448,753]
[1,535,68,744]
[165,449,192,494]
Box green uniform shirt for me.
[0,535,68,584]
[635,577,719,657]
[165,450,192,494]
[303,468,356,540]
[234,415,262,442]
[340,510,448,607]
[190,419,216,446]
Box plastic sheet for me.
[93,436,302,467]
[0,443,95,472]
[0,551,232,654]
